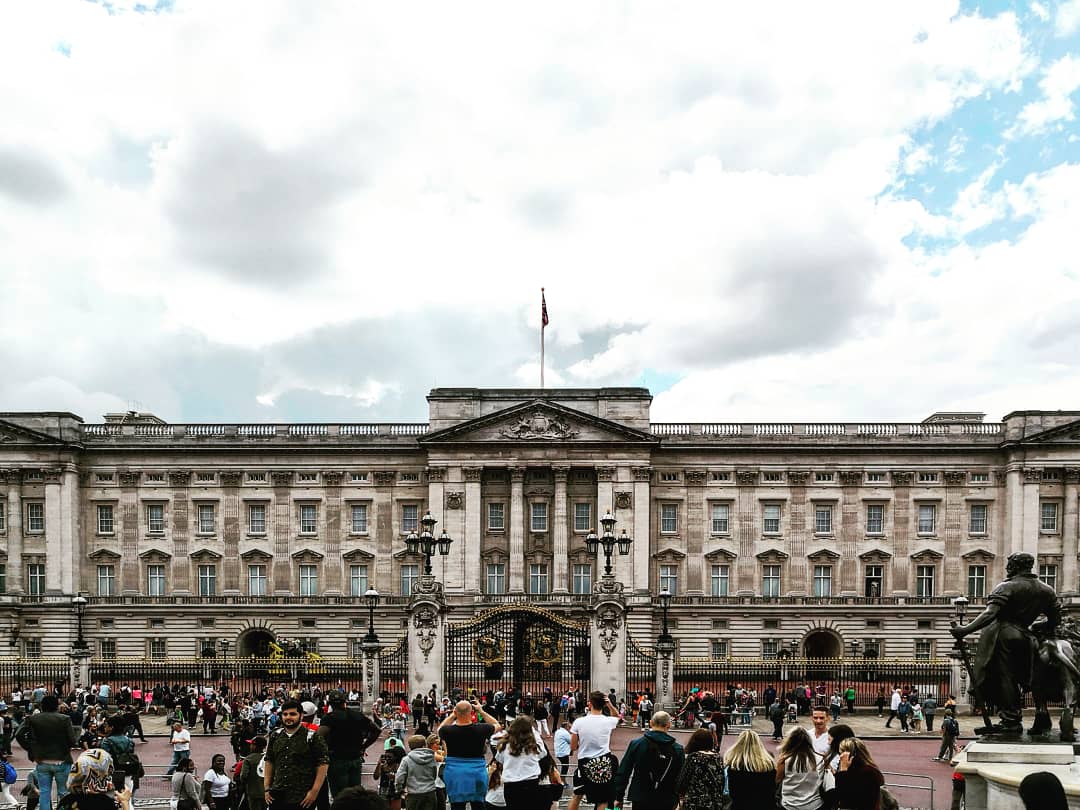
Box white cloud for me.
[1057,0,1080,35]
[1031,2,1050,22]
[1010,55,1080,136]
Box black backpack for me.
[643,738,678,790]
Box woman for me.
[820,723,855,803]
[58,749,132,810]
[675,729,725,810]
[724,729,776,810]
[172,758,203,810]
[776,727,823,810]
[495,715,556,809]
[100,715,138,794]
[1019,772,1068,810]
[201,754,231,810]
[833,739,884,810]
[373,738,406,810]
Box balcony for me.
[650,422,1004,443]
[81,423,429,444]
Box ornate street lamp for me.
[405,511,452,576]
[656,589,675,656]
[363,588,381,647]
[71,593,89,651]
[585,511,632,576]
[952,595,969,625]
[849,639,861,659]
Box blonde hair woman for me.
[776,727,823,810]
[723,729,777,810]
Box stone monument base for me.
[956,741,1080,809]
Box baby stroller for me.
[786,703,798,723]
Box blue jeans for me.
[36,762,72,810]
[166,750,190,775]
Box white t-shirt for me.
[172,728,191,752]
[811,728,830,759]
[202,770,231,798]
[570,714,619,759]
[890,691,901,711]
[495,730,546,782]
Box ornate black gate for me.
[445,605,590,696]
[625,635,657,698]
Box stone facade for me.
[0,388,1078,676]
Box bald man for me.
[437,698,501,810]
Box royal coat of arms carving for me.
[526,628,563,666]
[499,412,579,441]
[473,635,504,666]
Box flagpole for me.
[540,287,545,389]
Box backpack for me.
[3,762,17,785]
[943,716,959,736]
[258,727,314,778]
[643,737,678,791]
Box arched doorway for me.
[803,630,842,658]
[238,629,275,657]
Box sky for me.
[1,0,1079,425]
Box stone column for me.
[60,466,78,595]
[839,471,861,595]
[685,470,706,594]
[119,471,140,594]
[362,642,381,708]
[552,467,570,593]
[373,471,396,590]
[1021,467,1041,556]
[943,471,966,595]
[509,467,526,594]
[170,472,192,594]
[889,472,913,595]
[272,471,294,594]
[787,472,809,595]
[463,467,483,593]
[655,648,674,707]
[735,471,758,594]
[596,467,615,579]
[1063,468,1080,595]
[1005,466,1025,557]
[408,579,445,696]
[69,646,92,690]
[6,473,24,593]
[632,467,651,594]
[426,467,447,586]
[323,472,343,594]
[591,583,626,696]
[44,468,64,593]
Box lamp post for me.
[405,511,452,576]
[790,639,800,683]
[71,593,89,651]
[656,589,675,654]
[952,596,970,702]
[363,589,381,647]
[654,589,676,704]
[361,588,382,705]
[219,639,230,685]
[778,645,791,685]
[585,511,632,577]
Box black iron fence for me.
[0,658,72,696]
[625,636,656,697]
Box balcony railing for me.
[650,422,1004,440]
[81,423,430,441]
[652,594,987,607]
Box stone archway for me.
[803,629,843,659]
[237,629,276,657]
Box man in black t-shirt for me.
[438,699,500,810]
[317,692,380,798]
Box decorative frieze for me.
[463,467,483,483]
[425,467,446,483]
[445,491,464,510]
[270,471,292,487]
[735,471,758,486]
[118,471,141,488]
[169,471,191,487]
[632,467,652,483]
[838,471,862,487]
[787,471,810,487]
[373,471,396,486]
[890,471,914,487]
[943,471,967,486]
[684,470,707,486]
[219,471,243,487]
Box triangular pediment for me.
[652,546,687,562]
[961,548,995,561]
[910,548,944,561]
[138,547,172,560]
[0,419,70,447]
[704,548,737,562]
[858,548,893,562]
[756,548,789,561]
[807,548,841,561]
[88,548,121,561]
[419,400,658,445]
[1018,417,1080,445]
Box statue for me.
[951,552,1061,736]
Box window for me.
[970,472,989,483]
[1039,564,1058,591]
[99,639,116,659]
[572,564,592,594]
[247,472,267,483]
[711,640,729,660]
[97,504,114,534]
[0,502,5,531]
[400,564,419,596]
[918,472,938,483]
[917,504,936,534]
[815,472,834,483]
[487,503,505,531]
[145,473,165,483]
[864,565,883,597]
[763,472,783,482]
[147,564,166,596]
[711,564,730,597]
[1041,502,1059,532]
[401,505,419,534]
[529,564,549,595]
[350,504,368,533]
[300,504,317,534]
[147,504,165,534]
[248,565,267,596]
[198,564,217,596]
[866,504,884,534]
[660,504,678,534]
[967,565,986,598]
[149,639,167,660]
[915,640,932,660]
[531,502,548,532]
[711,472,730,482]
[27,564,44,595]
[299,564,318,596]
[486,564,506,594]
[26,502,44,533]
[298,472,318,483]
[349,472,367,483]
[813,565,832,597]
[814,505,833,534]
[660,472,679,482]
[969,504,988,534]
[710,504,730,534]
[1042,469,1062,482]
[659,564,679,595]
[96,472,114,483]
[196,472,215,483]
[574,503,591,533]
[23,639,41,658]
[916,565,936,598]
[866,472,886,483]
[246,504,266,534]
[763,504,781,534]
[197,504,215,534]
[762,564,781,597]
[400,472,420,482]
[762,639,779,660]
[0,564,5,594]
[349,565,369,596]
[97,565,115,596]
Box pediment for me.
[910,548,944,561]
[704,548,737,562]
[290,547,324,561]
[961,548,995,561]
[190,548,223,561]
[240,548,273,561]
[419,400,659,446]
[858,548,893,562]
[138,547,172,560]
[341,548,374,562]
[0,419,70,447]
[652,546,687,561]
[88,548,121,561]
[807,548,841,561]
[756,548,789,561]
[1018,418,1080,445]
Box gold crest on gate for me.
[526,628,563,667]
[473,635,504,666]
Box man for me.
[165,720,191,775]
[933,711,960,763]
[438,698,500,810]
[884,687,902,728]
[809,708,830,759]
[15,693,79,810]
[922,694,937,733]
[318,692,381,798]
[569,692,621,810]
[612,711,684,810]
[844,685,856,715]
[263,699,330,810]
[554,721,573,778]
[637,694,653,730]
[768,699,785,741]
[951,551,1062,735]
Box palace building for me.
[0,387,1077,701]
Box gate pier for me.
[592,576,626,697]
[409,575,446,698]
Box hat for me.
[301,701,318,717]
[328,691,346,705]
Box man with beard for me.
[263,700,330,810]
[317,692,380,798]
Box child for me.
[911,701,923,733]
[425,735,446,810]
[392,712,406,742]
[484,760,506,809]
[374,738,406,810]
[395,734,438,810]
[20,768,38,810]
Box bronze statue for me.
[950,552,1061,735]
